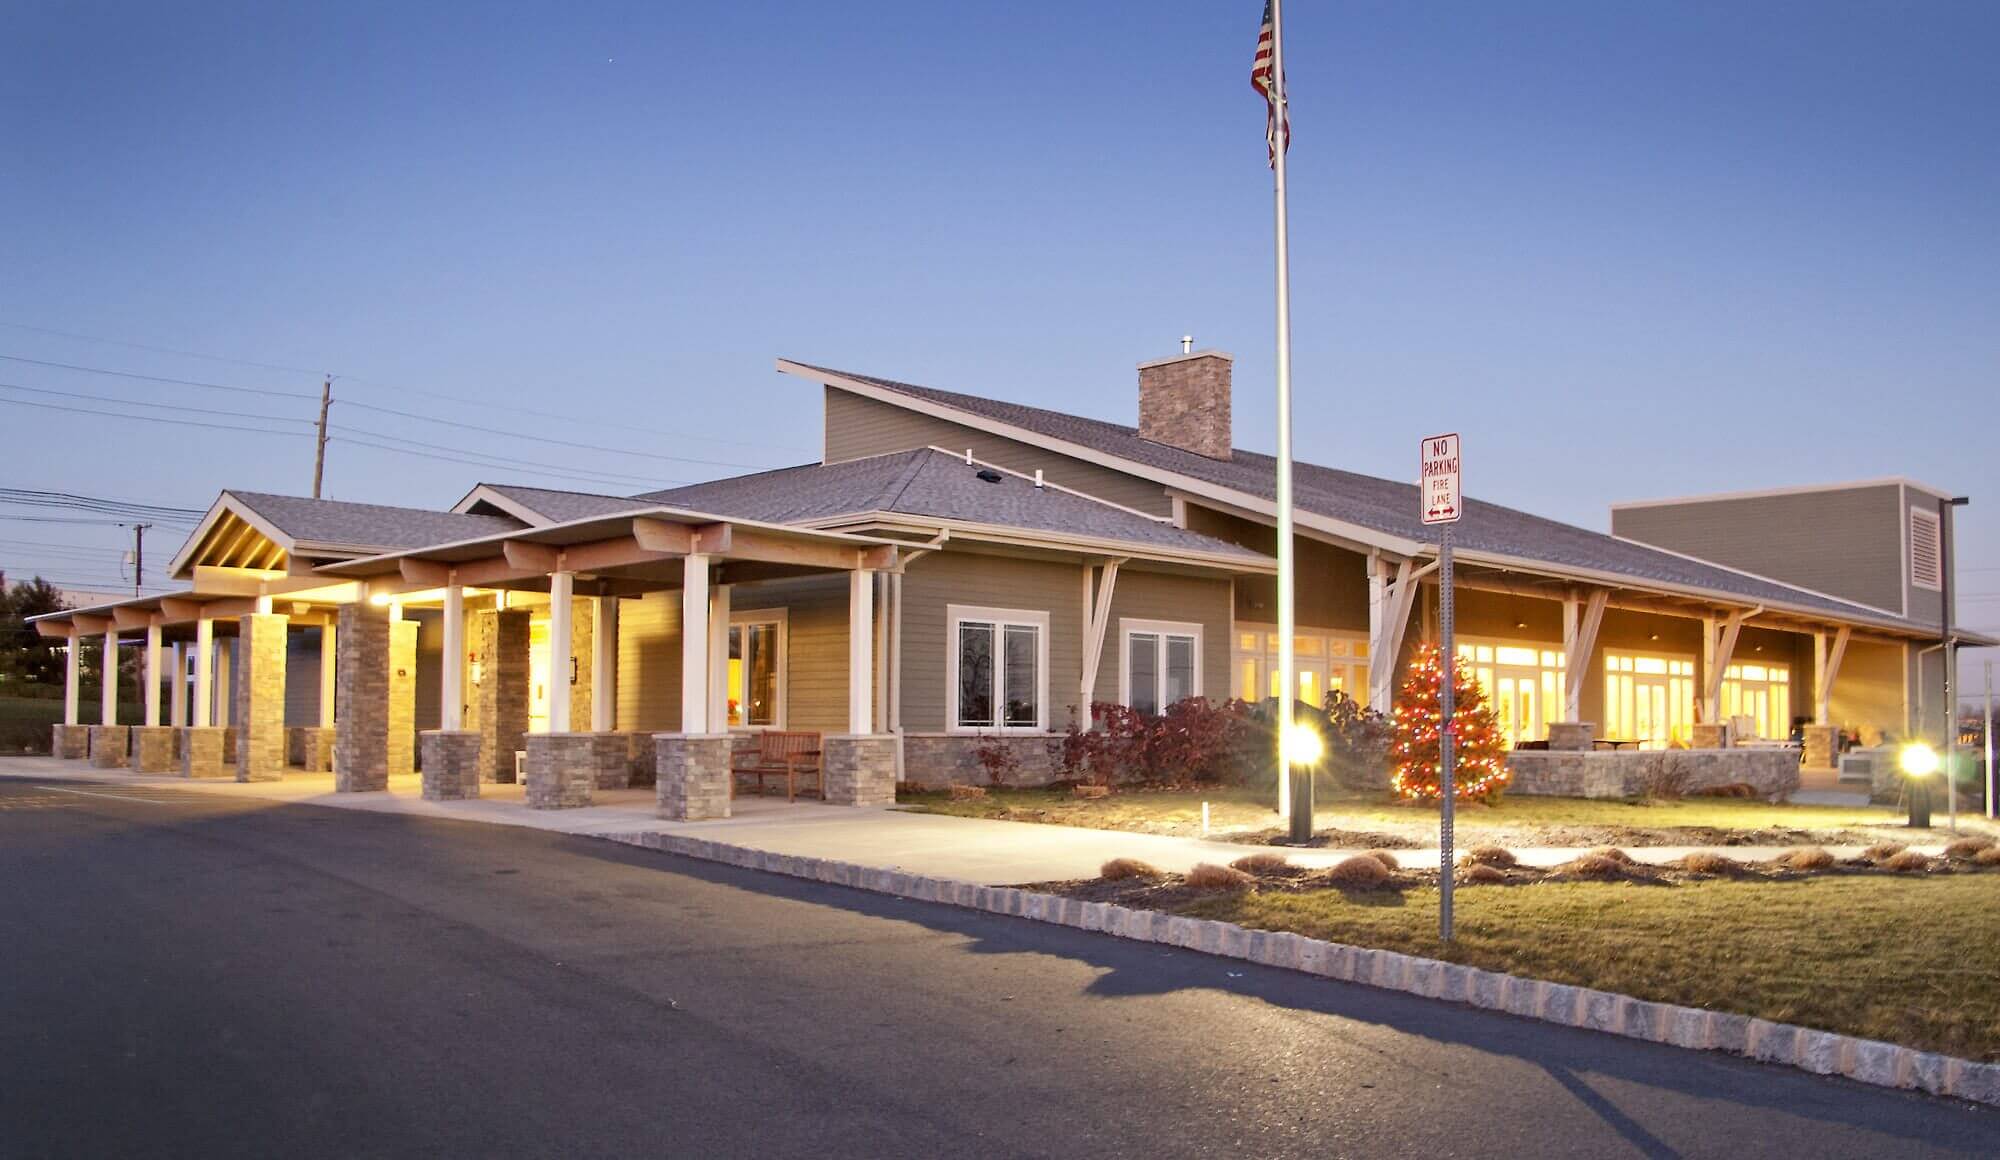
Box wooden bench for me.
[731,731,823,802]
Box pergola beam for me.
[1815,626,1851,725]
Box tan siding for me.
[616,590,682,732]
[731,574,853,733]
[1183,504,1369,630]
[1832,639,1906,747]
[1092,570,1234,708]
[283,629,321,727]
[1611,485,1904,612]
[898,550,1084,731]
[824,387,1173,516]
[411,613,442,732]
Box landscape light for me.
[1282,720,1324,767]
[1899,741,1939,778]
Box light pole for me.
[1901,741,1939,829]
[1940,496,1969,830]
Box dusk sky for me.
[4,3,1995,673]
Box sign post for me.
[1421,433,1462,942]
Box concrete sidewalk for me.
[1,755,1961,884]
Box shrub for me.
[1881,850,1931,873]
[971,735,1019,787]
[1567,854,1624,878]
[1862,842,1907,863]
[1321,690,1394,791]
[1776,846,1835,870]
[1324,854,1391,888]
[1059,698,1265,787]
[1229,852,1290,875]
[1975,846,2000,867]
[1586,847,1634,865]
[1099,857,1161,881]
[1944,836,1996,860]
[1365,849,1401,871]
[1680,851,1741,875]
[1459,862,1508,885]
[1185,862,1256,890]
[1463,845,1516,869]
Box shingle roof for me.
[470,483,654,524]
[227,491,524,552]
[635,450,1268,562]
[785,362,1945,633]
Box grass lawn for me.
[1157,874,2000,1061]
[897,785,1977,848]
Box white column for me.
[848,568,874,734]
[592,595,618,733]
[547,572,574,733]
[874,573,890,733]
[193,618,213,728]
[169,641,188,727]
[681,554,711,733]
[318,620,337,728]
[441,583,466,731]
[1814,631,1829,726]
[63,628,80,726]
[101,630,119,727]
[707,583,731,731]
[144,619,163,727]
[1701,615,1717,721]
[254,594,274,616]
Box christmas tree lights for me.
[1389,643,1510,802]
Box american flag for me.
[1251,0,1289,166]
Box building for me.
[29,349,1985,808]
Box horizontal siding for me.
[1830,638,1904,747]
[283,629,321,727]
[410,612,442,732]
[1611,485,1904,612]
[616,591,682,732]
[734,574,853,734]
[1183,504,1370,630]
[1091,570,1234,707]
[898,549,1084,732]
[824,387,1173,517]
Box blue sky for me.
[3,2,1996,666]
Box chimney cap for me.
[1136,348,1234,371]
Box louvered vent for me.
[1909,506,1942,591]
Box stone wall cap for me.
[419,729,482,737]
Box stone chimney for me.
[1137,349,1233,460]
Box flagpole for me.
[1270,0,1298,827]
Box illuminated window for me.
[1721,661,1791,740]
[1455,638,1565,749]
[726,611,785,728]
[1232,625,1369,709]
[1603,650,1697,748]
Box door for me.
[528,621,550,734]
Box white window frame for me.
[1119,618,1205,713]
[1910,506,1943,591]
[727,607,788,731]
[947,605,1050,734]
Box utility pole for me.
[312,374,332,498]
[133,523,148,594]
[1941,495,1969,830]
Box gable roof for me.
[170,490,526,578]
[636,449,1271,567]
[778,359,1963,637]
[453,482,653,525]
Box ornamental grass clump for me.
[1567,853,1625,878]
[1976,846,2000,867]
[1185,862,1256,891]
[1365,849,1401,871]
[1099,857,1161,882]
[1944,836,1996,860]
[1229,852,1290,876]
[1463,845,1517,869]
[1881,850,1931,873]
[1586,847,1634,865]
[1458,862,1508,885]
[1776,846,1835,871]
[1323,853,1392,888]
[1680,851,1741,876]
[1862,842,1907,863]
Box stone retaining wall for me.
[900,733,1061,788]
[1506,747,1800,800]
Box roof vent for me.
[975,468,1003,484]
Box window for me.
[1455,640,1566,749]
[949,606,1048,732]
[1722,661,1791,740]
[726,610,786,728]
[1603,651,1696,748]
[1122,620,1202,715]
[1910,506,1942,591]
[1231,625,1369,708]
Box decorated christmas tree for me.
[1389,643,1510,802]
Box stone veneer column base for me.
[419,731,484,801]
[52,724,89,760]
[523,733,602,809]
[88,725,130,769]
[131,726,177,773]
[1546,721,1596,752]
[824,734,897,806]
[1801,724,1837,770]
[299,727,335,773]
[180,727,227,778]
[656,733,732,820]
[1691,723,1732,749]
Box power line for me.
[0,320,326,377]
[329,423,674,486]
[327,434,683,491]
[0,353,316,399]
[0,380,314,428]
[0,395,314,439]
[336,397,771,470]
[0,488,203,521]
